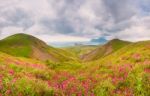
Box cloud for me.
[103,0,137,23]
[35,34,90,43]
[115,16,150,41]
[0,8,34,30]
[0,0,150,43]
[0,26,24,39]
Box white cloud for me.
[0,26,24,39]
[35,34,90,43]
[0,0,150,43]
[115,16,150,41]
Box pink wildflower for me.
[12,78,17,83]
[144,68,150,73]
[132,53,141,60]
[90,93,95,96]
[9,69,14,75]
[5,89,11,95]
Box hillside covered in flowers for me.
[0,34,149,96]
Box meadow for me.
[0,34,149,96]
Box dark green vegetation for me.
[0,33,149,96]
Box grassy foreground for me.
[0,34,149,96]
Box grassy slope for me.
[81,39,131,62]
[95,40,150,64]
[63,45,98,57]
[0,36,149,96]
[0,34,32,57]
[0,51,54,95]
[0,33,77,62]
[0,51,83,96]
[83,41,150,96]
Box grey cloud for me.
[138,0,150,13]
[0,8,34,30]
[103,0,137,23]
[0,0,150,42]
[40,18,75,34]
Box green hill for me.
[81,39,131,62]
[96,40,150,64]
[63,45,98,57]
[82,40,150,96]
[0,37,149,96]
[0,33,76,62]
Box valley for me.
[0,33,149,96]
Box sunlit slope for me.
[81,39,131,62]
[0,51,54,95]
[0,33,76,62]
[0,51,83,96]
[0,40,149,96]
[63,45,98,57]
[96,40,150,64]
[82,41,150,96]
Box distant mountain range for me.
[91,37,107,44]
[49,37,108,47]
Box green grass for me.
[81,39,131,62]
[110,39,131,51]
[0,34,149,96]
[63,45,98,56]
[0,34,32,57]
[0,33,78,62]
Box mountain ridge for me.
[81,39,131,62]
[0,33,76,62]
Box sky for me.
[0,0,150,45]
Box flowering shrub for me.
[0,43,150,96]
